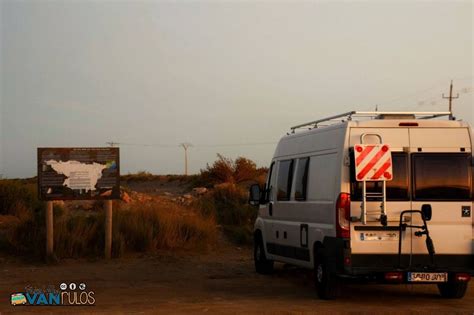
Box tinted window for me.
[413,153,472,201]
[277,160,294,201]
[351,153,409,201]
[294,158,310,201]
[265,162,274,201]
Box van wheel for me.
[314,249,341,299]
[254,234,273,274]
[437,282,468,298]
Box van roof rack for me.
[290,111,452,132]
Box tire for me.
[437,282,468,299]
[254,233,274,274]
[314,249,341,300]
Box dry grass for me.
[192,155,267,245]
[194,182,258,245]
[0,154,267,258]
[121,172,198,184]
[112,199,217,256]
[0,179,217,259]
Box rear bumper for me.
[347,254,474,277]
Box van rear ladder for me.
[361,183,388,226]
[357,133,389,226]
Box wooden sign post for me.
[104,200,113,259]
[46,201,54,260]
[38,147,120,261]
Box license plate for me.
[359,232,398,241]
[408,272,447,282]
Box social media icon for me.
[69,283,76,290]
[60,283,67,290]
[79,283,86,290]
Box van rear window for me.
[351,153,409,201]
[413,153,472,201]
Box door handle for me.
[269,202,273,216]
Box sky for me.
[0,0,472,178]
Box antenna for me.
[442,80,459,120]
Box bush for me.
[113,201,217,255]
[197,154,267,188]
[0,181,217,259]
[194,182,258,245]
[192,155,268,245]
[0,180,44,215]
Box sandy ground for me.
[0,245,473,315]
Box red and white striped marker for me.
[354,144,393,181]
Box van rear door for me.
[349,128,412,257]
[409,128,473,267]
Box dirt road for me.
[0,246,473,314]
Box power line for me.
[381,80,449,106]
[195,142,277,147]
[106,140,277,175]
[379,84,472,112]
[105,141,277,148]
[378,76,472,109]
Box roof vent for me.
[375,114,416,120]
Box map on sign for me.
[45,160,108,192]
[38,148,120,200]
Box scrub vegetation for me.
[0,155,266,260]
[0,181,216,259]
[194,155,267,244]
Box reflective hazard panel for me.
[354,144,393,181]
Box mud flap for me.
[322,237,346,274]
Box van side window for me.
[294,157,310,201]
[264,162,275,201]
[277,160,294,201]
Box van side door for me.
[267,159,295,260]
[261,162,276,249]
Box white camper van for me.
[249,111,473,299]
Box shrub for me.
[194,182,258,245]
[210,183,257,226]
[192,155,268,245]
[0,180,44,215]
[0,181,217,259]
[197,154,267,188]
[114,200,217,254]
[138,200,215,251]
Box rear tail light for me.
[385,272,403,282]
[336,193,350,238]
[454,273,471,282]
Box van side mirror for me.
[421,204,432,221]
[249,184,261,206]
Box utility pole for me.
[442,80,459,120]
[180,143,192,175]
